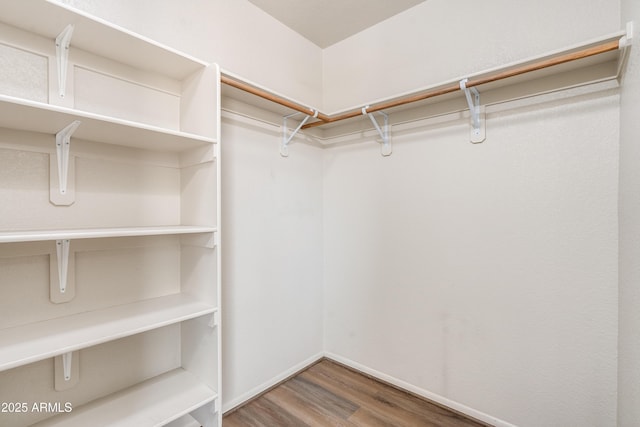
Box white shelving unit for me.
[0,1,221,426]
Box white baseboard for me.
[324,352,516,427]
[222,352,324,414]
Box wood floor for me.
[223,359,488,427]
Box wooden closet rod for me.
[302,39,621,129]
[220,38,622,130]
[221,74,331,122]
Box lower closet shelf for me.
[30,368,216,427]
[0,294,217,372]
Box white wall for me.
[220,111,324,410]
[48,1,629,424]
[55,0,323,107]
[321,2,621,425]
[323,87,620,425]
[618,2,640,426]
[322,0,620,112]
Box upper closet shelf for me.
[0,0,207,80]
[0,95,216,151]
[0,226,217,244]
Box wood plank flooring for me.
[223,359,488,427]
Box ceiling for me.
[247,0,426,48]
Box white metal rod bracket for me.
[55,24,74,99]
[459,79,486,144]
[281,110,317,157]
[362,107,392,156]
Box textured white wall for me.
[49,1,628,424]
[321,2,622,424]
[220,112,324,410]
[323,88,620,426]
[54,0,323,107]
[618,2,640,426]
[322,0,621,112]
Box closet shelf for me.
[0,225,217,244]
[0,294,217,372]
[31,368,217,427]
[0,0,207,80]
[0,95,216,152]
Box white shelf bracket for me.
[50,239,75,303]
[62,351,73,381]
[55,351,79,391]
[55,24,74,99]
[459,78,486,144]
[55,120,81,198]
[362,107,392,156]
[281,110,317,157]
[56,239,70,294]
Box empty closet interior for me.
[1,0,639,426]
